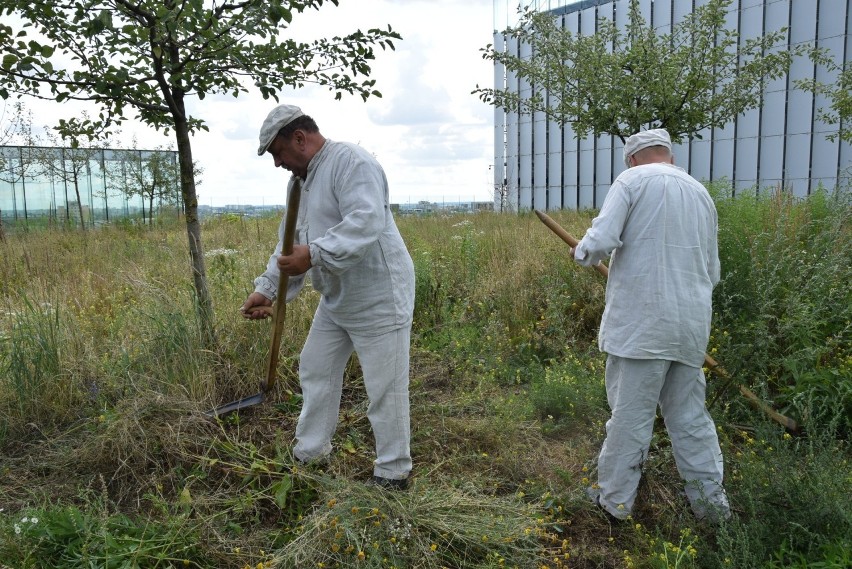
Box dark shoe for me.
[369,475,409,491]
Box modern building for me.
[0,145,180,227]
[492,0,852,211]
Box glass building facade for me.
[0,145,180,228]
[494,0,586,30]
[492,0,852,211]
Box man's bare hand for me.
[240,292,273,320]
[277,244,312,276]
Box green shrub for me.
[529,351,606,433]
[710,185,852,437]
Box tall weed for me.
[709,185,852,436]
[0,300,89,441]
[403,211,604,380]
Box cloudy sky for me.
[7,0,498,207]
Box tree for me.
[475,0,804,144]
[0,100,36,146]
[105,140,184,226]
[30,113,115,230]
[0,101,41,231]
[796,59,852,144]
[0,0,400,346]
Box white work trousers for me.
[293,304,412,480]
[596,355,730,521]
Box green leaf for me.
[98,9,113,29]
[272,476,293,509]
[1,53,17,70]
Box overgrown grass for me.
[708,184,852,437]
[0,189,850,568]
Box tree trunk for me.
[73,176,86,231]
[149,192,154,227]
[172,104,215,348]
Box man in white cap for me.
[570,128,730,522]
[241,104,415,489]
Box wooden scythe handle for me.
[534,210,609,277]
[703,355,799,432]
[263,178,302,393]
[533,209,799,432]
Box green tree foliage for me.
[0,0,400,344]
[475,0,803,143]
[797,61,852,144]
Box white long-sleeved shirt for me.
[574,163,720,367]
[254,140,415,335]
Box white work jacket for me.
[254,140,415,335]
[574,163,720,367]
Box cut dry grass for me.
[275,474,545,569]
